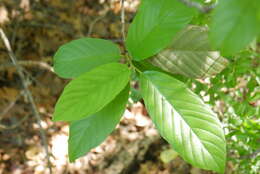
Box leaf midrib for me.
[131,1,165,50]
[130,0,189,54]
[75,68,129,101]
[145,75,223,171]
[57,53,120,62]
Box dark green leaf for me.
[68,85,129,161]
[133,60,189,83]
[133,60,164,73]
[126,0,196,60]
[130,87,142,103]
[140,71,226,173]
[54,38,121,78]
[53,63,130,121]
[210,0,260,55]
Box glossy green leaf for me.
[126,0,196,60]
[140,71,226,173]
[53,63,130,121]
[149,25,228,79]
[54,38,121,78]
[210,0,260,55]
[68,85,129,162]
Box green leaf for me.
[133,60,164,73]
[54,38,121,78]
[149,25,228,79]
[210,0,260,55]
[126,0,196,61]
[68,85,129,162]
[130,87,142,103]
[160,149,178,163]
[140,71,226,173]
[53,63,130,121]
[133,60,190,83]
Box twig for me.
[178,0,217,13]
[87,11,108,36]
[0,91,23,121]
[120,0,126,42]
[0,60,54,72]
[0,114,29,130]
[0,28,53,174]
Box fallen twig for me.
[0,60,54,72]
[0,28,53,174]
[0,91,23,121]
[0,114,29,130]
[87,10,108,36]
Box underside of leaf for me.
[149,26,228,79]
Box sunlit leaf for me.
[140,71,226,173]
[68,85,129,161]
[126,0,196,60]
[54,38,121,78]
[53,63,130,121]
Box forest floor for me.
[0,0,232,173]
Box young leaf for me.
[53,63,130,121]
[68,84,129,162]
[150,25,228,79]
[210,0,260,55]
[54,38,121,78]
[140,71,226,173]
[126,0,196,61]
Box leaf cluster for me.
[52,0,260,173]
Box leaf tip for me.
[52,113,61,122]
[68,145,78,163]
[68,156,76,163]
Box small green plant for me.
[52,0,260,173]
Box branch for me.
[0,60,54,72]
[178,0,217,13]
[0,28,53,174]
[120,0,126,42]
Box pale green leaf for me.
[140,71,226,173]
[53,63,130,121]
[126,0,196,60]
[68,85,129,162]
[160,149,178,163]
[54,38,121,78]
[149,25,228,79]
[210,0,260,55]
